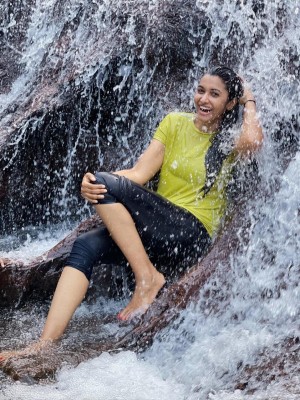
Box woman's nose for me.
[200,92,208,102]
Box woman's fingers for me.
[81,172,107,203]
[82,172,96,183]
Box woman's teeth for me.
[200,107,211,113]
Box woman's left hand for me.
[81,172,107,204]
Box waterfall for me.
[0,0,299,398]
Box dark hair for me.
[200,65,243,195]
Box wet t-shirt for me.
[153,112,234,237]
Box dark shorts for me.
[66,172,211,281]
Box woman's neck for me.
[193,115,220,134]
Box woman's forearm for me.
[113,168,148,185]
[235,89,264,154]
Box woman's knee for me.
[66,227,122,280]
[94,172,121,204]
[66,229,105,281]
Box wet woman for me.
[0,65,263,359]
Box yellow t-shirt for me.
[153,112,234,237]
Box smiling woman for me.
[194,66,262,195]
[194,74,237,133]
[0,65,263,362]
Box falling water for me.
[0,0,299,399]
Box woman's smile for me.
[194,74,230,132]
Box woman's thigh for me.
[95,172,211,276]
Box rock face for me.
[1,0,297,235]
[0,0,211,235]
[0,215,131,308]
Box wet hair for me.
[200,65,243,195]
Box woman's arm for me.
[81,139,165,203]
[234,87,264,154]
[114,139,165,184]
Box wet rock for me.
[0,0,36,93]
[0,215,128,308]
[2,0,293,235]
[0,0,212,234]
[0,0,299,389]
[233,337,300,394]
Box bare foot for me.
[0,340,53,363]
[118,270,165,321]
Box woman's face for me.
[194,74,235,132]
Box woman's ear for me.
[226,98,238,111]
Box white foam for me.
[0,226,73,263]
[1,352,185,400]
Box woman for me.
[0,65,263,359]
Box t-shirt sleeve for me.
[153,113,172,145]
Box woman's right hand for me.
[81,172,107,204]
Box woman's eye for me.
[197,88,204,94]
[211,92,219,97]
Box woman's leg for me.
[40,226,128,340]
[0,267,90,360]
[40,267,89,341]
[0,227,124,360]
[92,172,211,320]
[40,227,123,340]
[94,202,165,320]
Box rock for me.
[233,337,300,394]
[0,216,94,307]
[0,0,212,235]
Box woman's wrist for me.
[243,99,256,106]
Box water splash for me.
[0,223,73,263]
[0,0,299,398]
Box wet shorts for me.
[66,172,211,281]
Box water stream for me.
[0,0,299,399]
